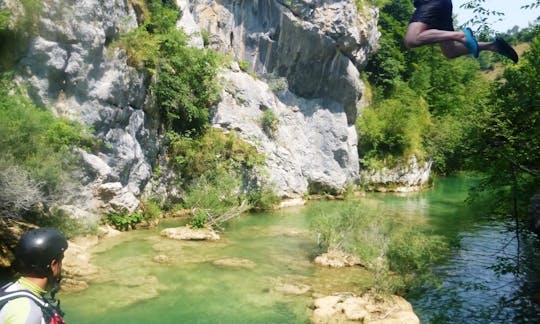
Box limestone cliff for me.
[2,0,380,218]
[182,0,379,197]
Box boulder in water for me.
[160,226,220,241]
[310,292,419,324]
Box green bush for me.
[146,0,178,34]
[112,0,221,135]
[261,109,278,137]
[309,201,448,294]
[141,198,162,220]
[0,89,93,191]
[112,27,160,69]
[0,10,10,30]
[26,209,97,239]
[201,30,210,47]
[104,199,162,231]
[105,209,144,231]
[238,60,249,72]
[168,129,270,225]
[190,210,207,229]
[356,83,432,169]
[247,185,281,210]
[0,79,93,188]
[168,128,264,183]
[155,30,221,135]
[182,171,242,217]
[387,226,447,275]
[0,76,94,225]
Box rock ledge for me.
[311,292,419,324]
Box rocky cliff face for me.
[187,0,378,124]
[182,0,379,197]
[4,0,158,220]
[3,0,380,218]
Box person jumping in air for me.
[405,0,519,63]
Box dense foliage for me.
[357,83,431,168]
[310,200,448,294]
[155,32,221,135]
[167,129,278,227]
[0,0,42,71]
[467,34,540,218]
[361,0,540,221]
[0,78,93,226]
[360,0,492,174]
[115,0,221,135]
[111,1,278,228]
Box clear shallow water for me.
[60,177,540,323]
[61,204,373,323]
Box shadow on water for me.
[60,176,540,323]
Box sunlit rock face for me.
[5,0,380,214]
[189,0,379,124]
[184,0,380,197]
[360,156,433,193]
[9,0,159,218]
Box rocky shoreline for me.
[1,213,420,324]
[55,224,419,323]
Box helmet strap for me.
[44,259,62,297]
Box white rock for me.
[161,226,220,241]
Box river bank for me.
[61,218,420,323]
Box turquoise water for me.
[61,204,372,323]
[60,176,540,323]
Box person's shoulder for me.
[1,293,45,324]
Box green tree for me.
[0,77,93,224]
[361,0,489,174]
[114,0,221,135]
[155,31,221,135]
[467,33,540,217]
[357,83,432,169]
[364,0,413,95]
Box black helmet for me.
[15,228,68,277]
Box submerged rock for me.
[62,235,100,292]
[311,292,419,324]
[274,282,311,295]
[160,226,220,241]
[152,254,172,264]
[270,275,312,295]
[213,257,257,269]
[61,278,89,293]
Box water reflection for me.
[409,223,540,323]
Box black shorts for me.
[411,0,454,31]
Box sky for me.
[453,0,540,32]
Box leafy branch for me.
[458,0,504,33]
[521,1,540,10]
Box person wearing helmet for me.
[0,228,68,324]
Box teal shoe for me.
[494,38,519,63]
[463,27,479,58]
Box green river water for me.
[60,177,540,323]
